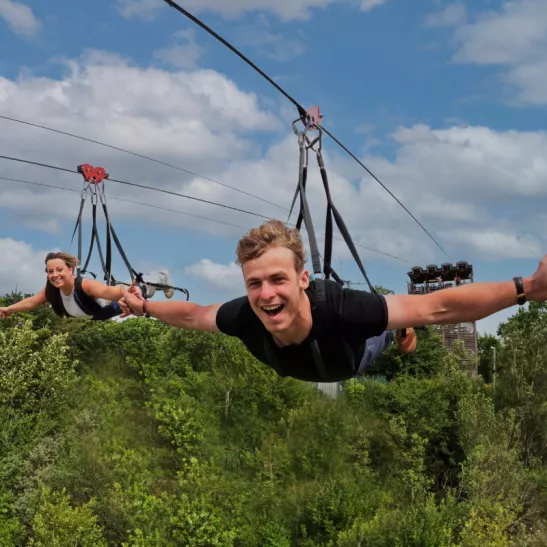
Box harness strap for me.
[80,193,98,279]
[69,192,87,279]
[290,112,377,294]
[288,132,322,277]
[315,149,376,293]
[99,194,143,284]
[309,280,332,381]
[261,336,286,377]
[87,196,107,281]
[72,162,187,296]
[72,277,104,315]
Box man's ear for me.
[299,269,310,289]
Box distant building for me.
[407,261,478,376]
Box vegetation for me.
[2,288,547,546]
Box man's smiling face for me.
[242,245,309,334]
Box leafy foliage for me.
[1,292,547,545]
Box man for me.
[119,220,543,383]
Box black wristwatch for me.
[513,276,526,306]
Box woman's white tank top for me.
[60,289,93,319]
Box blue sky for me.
[1,0,547,335]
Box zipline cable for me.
[0,171,411,263]
[0,155,272,220]
[162,0,451,261]
[0,175,247,230]
[0,114,288,212]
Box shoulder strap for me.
[45,280,70,318]
[261,335,286,377]
[308,280,332,382]
[310,279,357,380]
[72,277,104,317]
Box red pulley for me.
[77,164,109,184]
[305,106,323,130]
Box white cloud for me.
[117,0,390,22]
[154,29,205,69]
[185,259,245,295]
[445,0,547,105]
[425,2,466,28]
[360,0,388,12]
[0,0,40,37]
[234,17,307,61]
[0,238,51,295]
[117,0,158,21]
[439,230,543,260]
[2,48,547,289]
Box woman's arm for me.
[81,279,129,302]
[0,288,47,318]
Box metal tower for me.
[407,261,478,376]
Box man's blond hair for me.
[236,220,306,272]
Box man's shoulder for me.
[216,295,260,336]
[308,278,379,304]
[308,278,388,325]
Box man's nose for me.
[260,283,276,300]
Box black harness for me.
[289,108,376,294]
[48,277,121,321]
[261,279,356,382]
[69,163,189,300]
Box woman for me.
[0,251,165,321]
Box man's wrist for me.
[522,276,535,303]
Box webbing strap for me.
[103,195,113,285]
[72,163,189,298]
[288,133,322,276]
[89,199,106,281]
[310,340,331,381]
[315,150,376,293]
[99,196,142,284]
[80,195,98,278]
[290,117,376,294]
[68,195,86,278]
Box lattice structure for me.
[407,261,478,376]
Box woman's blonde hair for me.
[236,220,306,272]
[44,252,78,272]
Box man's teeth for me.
[263,305,282,310]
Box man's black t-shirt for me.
[215,279,388,383]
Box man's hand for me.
[119,282,145,318]
[128,282,143,298]
[526,255,547,302]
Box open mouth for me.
[262,304,284,317]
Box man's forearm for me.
[142,300,202,329]
[425,276,533,325]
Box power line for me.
[0,169,411,263]
[162,0,451,261]
[0,155,271,220]
[0,114,288,213]
[0,175,247,230]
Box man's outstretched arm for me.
[120,288,223,332]
[385,274,536,330]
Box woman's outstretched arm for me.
[0,288,47,318]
